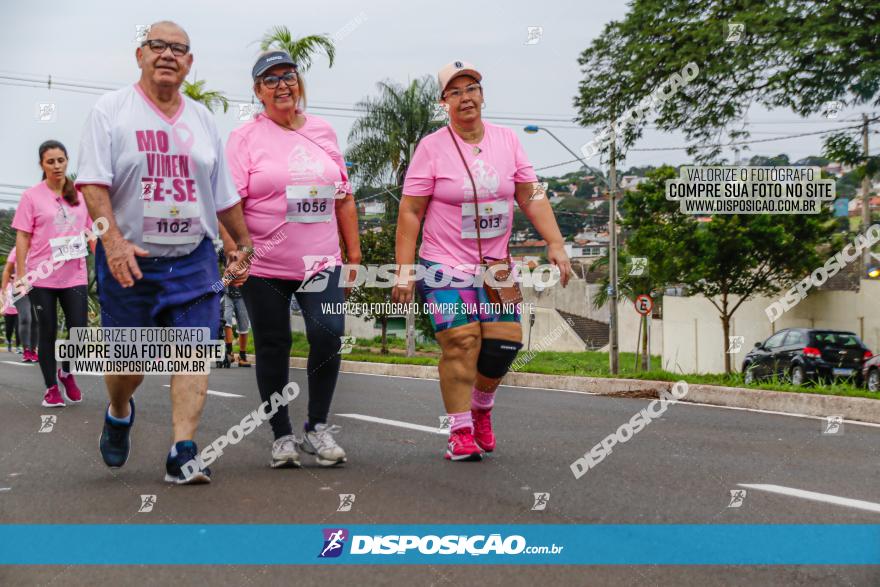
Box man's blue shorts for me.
[95,238,221,337]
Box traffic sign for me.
[634,294,653,316]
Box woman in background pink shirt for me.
[13,140,93,408]
[226,52,360,469]
[394,62,572,461]
[0,247,37,360]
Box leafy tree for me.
[575,0,880,163]
[258,26,335,72]
[346,77,444,219]
[748,154,790,167]
[347,223,396,354]
[182,80,229,113]
[553,197,591,238]
[574,182,595,198]
[623,167,842,374]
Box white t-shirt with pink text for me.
[403,122,537,271]
[12,182,91,289]
[76,83,240,257]
[225,113,350,281]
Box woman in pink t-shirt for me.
[394,62,572,461]
[226,51,361,469]
[1,247,37,360]
[13,140,93,408]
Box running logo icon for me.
[727,335,745,354]
[138,495,156,513]
[524,26,543,45]
[339,336,355,355]
[38,415,57,433]
[725,23,744,44]
[531,492,550,511]
[337,494,355,512]
[629,257,647,276]
[438,415,453,430]
[727,489,746,508]
[36,103,57,123]
[318,528,348,558]
[822,415,843,435]
[298,256,337,293]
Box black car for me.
[742,328,872,386]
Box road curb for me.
[289,357,880,424]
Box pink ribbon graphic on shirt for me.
[172,122,195,155]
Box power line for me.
[533,118,879,170]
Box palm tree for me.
[258,26,335,72]
[592,252,663,371]
[346,76,444,356]
[182,80,229,113]
[346,77,444,209]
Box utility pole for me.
[608,136,619,375]
[862,113,872,268]
[405,141,417,358]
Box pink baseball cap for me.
[438,61,482,95]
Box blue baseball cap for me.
[252,51,297,80]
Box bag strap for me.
[447,126,484,262]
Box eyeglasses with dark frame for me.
[260,71,299,90]
[141,39,190,57]
[443,83,482,101]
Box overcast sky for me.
[0,0,872,208]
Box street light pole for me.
[524,125,620,373]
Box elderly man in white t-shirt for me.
[76,20,253,484]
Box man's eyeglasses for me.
[443,83,482,100]
[261,71,299,89]
[141,39,190,57]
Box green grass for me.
[233,332,878,400]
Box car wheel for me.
[743,364,756,385]
[868,369,880,393]
[790,365,806,387]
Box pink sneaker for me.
[472,409,495,453]
[57,369,81,403]
[445,428,483,461]
[42,384,65,408]
[22,349,34,362]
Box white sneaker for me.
[271,434,301,468]
[298,424,347,466]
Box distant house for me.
[822,162,851,178]
[620,176,648,191]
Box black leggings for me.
[241,270,345,439]
[4,315,18,347]
[29,285,88,388]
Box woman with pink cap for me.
[394,61,571,461]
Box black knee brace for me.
[477,339,523,379]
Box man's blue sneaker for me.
[165,440,212,485]
[98,399,135,468]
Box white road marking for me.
[307,368,880,430]
[162,384,243,398]
[739,483,880,514]
[1,361,33,367]
[336,413,447,436]
[0,487,10,492]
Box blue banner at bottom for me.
[1,525,878,565]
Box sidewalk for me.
[285,357,880,425]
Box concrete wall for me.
[617,300,663,357]
[662,280,880,374]
[522,278,609,322]
[522,307,588,352]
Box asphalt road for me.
[1,351,879,586]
